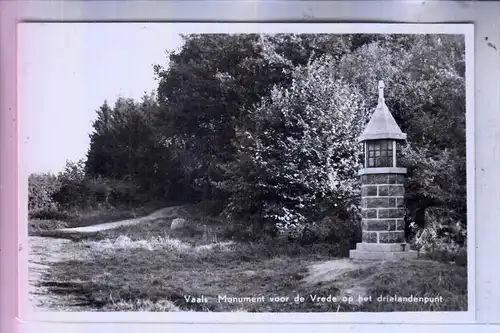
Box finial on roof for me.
[378,80,385,102]
[357,79,407,142]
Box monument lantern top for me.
[358,80,407,143]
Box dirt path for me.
[303,259,379,304]
[28,236,79,311]
[28,206,183,310]
[57,206,183,233]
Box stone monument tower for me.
[349,80,418,260]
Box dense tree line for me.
[30,33,466,244]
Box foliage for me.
[409,207,467,265]
[29,33,467,255]
[28,34,469,315]
[28,172,61,213]
[412,231,467,265]
[215,55,367,236]
[338,34,466,230]
[29,208,71,221]
[402,143,466,230]
[51,160,91,209]
[156,33,466,237]
[301,215,362,256]
[153,34,356,203]
[28,219,69,234]
[85,94,191,204]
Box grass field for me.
[31,205,468,312]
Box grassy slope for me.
[36,206,468,312]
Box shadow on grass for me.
[38,281,107,308]
[31,230,106,242]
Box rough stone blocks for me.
[362,231,378,243]
[379,231,405,243]
[365,197,396,208]
[361,209,377,218]
[364,219,397,231]
[378,185,404,197]
[396,197,404,208]
[361,185,378,197]
[396,219,404,230]
[378,208,405,219]
[359,173,406,246]
[388,174,405,185]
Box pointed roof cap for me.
[358,80,407,142]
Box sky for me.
[18,23,185,175]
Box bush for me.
[28,219,69,234]
[409,207,467,265]
[198,200,226,217]
[222,218,274,242]
[29,207,71,221]
[300,221,331,244]
[455,248,467,267]
[268,212,361,258]
[314,214,361,256]
[107,178,141,206]
[50,160,147,210]
[215,55,367,233]
[28,173,61,212]
[51,160,88,209]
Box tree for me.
[85,93,188,204]
[51,159,88,209]
[152,33,356,205]
[28,172,60,212]
[216,55,368,236]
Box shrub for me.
[28,219,69,234]
[29,207,71,221]
[108,178,142,206]
[454,248,467,267]
[222,219,272,242]
[300,221,331,244]
[198,200,226,217]
[317,214,362,256]
[28,173,61,213]
[52,160,88,209]
[409,207,467,264]
[51,160,145,210]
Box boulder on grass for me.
[170,218,187,230]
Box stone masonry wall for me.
[360,173,406,244]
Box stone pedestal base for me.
[349,242,418,261]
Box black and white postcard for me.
[18,22,474,323]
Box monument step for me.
[355,242,411,252]
[349,249,418,261]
